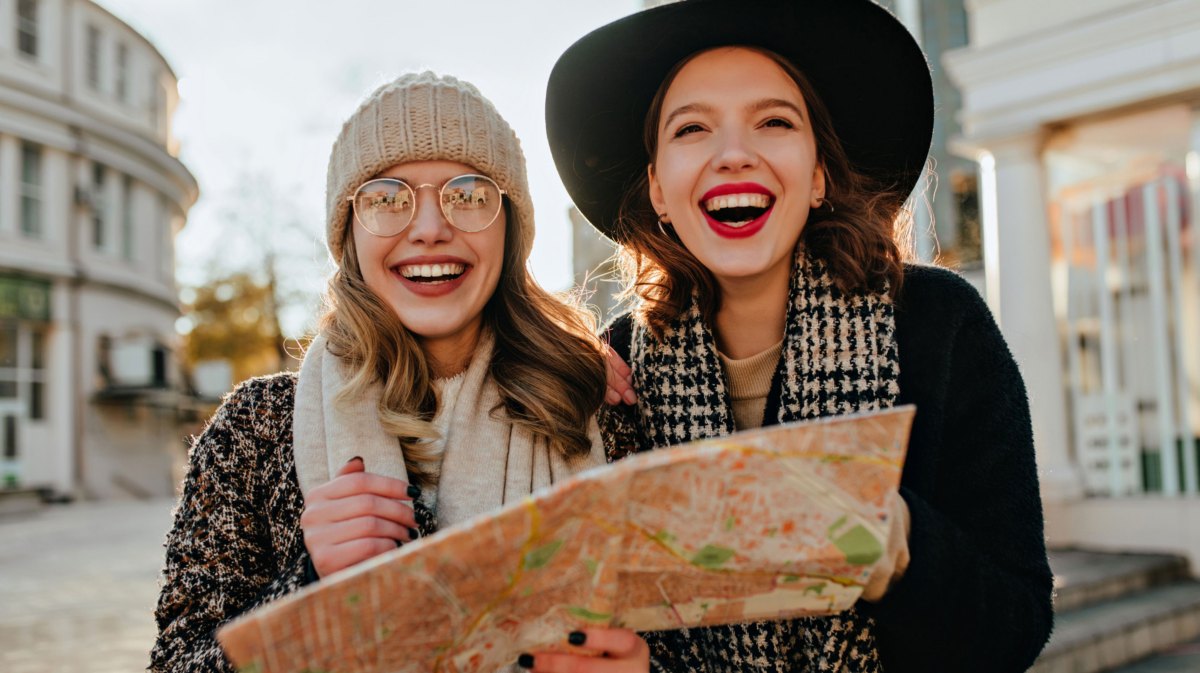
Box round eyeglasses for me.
[348,174,507,236]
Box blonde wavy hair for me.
[318,201,607,488]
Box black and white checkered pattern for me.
[605,247,900,673]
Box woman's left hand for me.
[520,628,649,673]
[860,492,911,602]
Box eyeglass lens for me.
[353,175,502,235]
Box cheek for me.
[477,225,508,283]
[653,156,695,207]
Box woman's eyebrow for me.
[662,102,714,130]
[749,98,806,121]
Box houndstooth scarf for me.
[621,246,900,673]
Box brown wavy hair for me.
[319,200,606,488]
[612,46,914,334]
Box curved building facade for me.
[0,0,198,498]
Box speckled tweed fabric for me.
[601,247,900,673]
[148,373,439,673]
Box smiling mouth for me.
[702,192,774,228]
[397,263,467,285]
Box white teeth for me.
[399,263,466,279]
[704,193,771,212]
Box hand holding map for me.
[218,405,914,673]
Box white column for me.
[49,278,76,496]
[982,132,1081,502]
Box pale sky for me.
[94,0,641,334]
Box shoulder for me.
[895,264,996,337]
[200,371,298,453]
[897,263,988,317]
[224,370,298,406]
[219,371,297,417]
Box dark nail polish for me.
[394,539,403,548]
[349,456,363,464]
[407,484,421,498]
[408,527,419,540]
[568,630,587,646]
[517,653,534,669]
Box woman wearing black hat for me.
[540,1,1054,672]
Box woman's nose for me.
[711,129,759,173]
[405,189,454,244]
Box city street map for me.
[217,404,915,673]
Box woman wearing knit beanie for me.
[150,72,645,672]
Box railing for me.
[1055,170,1200,496]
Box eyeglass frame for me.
[346,173,508,237]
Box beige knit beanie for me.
[325,71,534,264]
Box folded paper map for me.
[218,405,914,673]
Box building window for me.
[0,283,52,431]
[92,162,107,250]
[0,322,16,398]
[19,143,42,238]
[951,170,982,266]
[159,195,172,280]
[86,25,102,90]
[28,329,45,421]
[148,72,161,125]
[121,175,135,261]
[116,43,129,102]
[17,0,38,59]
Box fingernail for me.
[623,390,637,404]
[516,653,534,669]
[395,539,403,548]
[568,630,587,646]
[407,484,421,498]
[348,456,363,465]
[408,527,419,540]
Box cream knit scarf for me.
[293,331,606,530]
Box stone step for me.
[0,488,45,518]
[1030,581,1200,673]
[1049,548,1191,612]
[1108,637,1200,673]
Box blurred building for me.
[877,0,981,271]
[0,0,198,499]
[946,0,1200,563]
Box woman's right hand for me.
[300,457,420,578]
[605,345,637,405]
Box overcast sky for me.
[94,0,641,333]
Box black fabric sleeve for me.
[598,313,648,461]
[148,379,314,673]
[860,287,1054,672]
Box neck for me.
[713,263,790,360]
[421,320,484,379]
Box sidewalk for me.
[0,498,176,673]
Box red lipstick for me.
[699,182,775,239]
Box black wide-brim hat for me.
[546,0,934,241]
